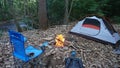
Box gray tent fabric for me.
[70,16,120,45]
[113,49,120,54]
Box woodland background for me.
[0,0,120,67]
[0,0,120,30]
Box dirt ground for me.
[0,23,120,68]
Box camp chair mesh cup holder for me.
[8,30,45,67]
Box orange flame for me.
[55,34,65,47]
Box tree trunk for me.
[64,0,69,25]
[8,0,13,18]
[38,0,48,30]
[64,0,74,25]
[12,0,22,32]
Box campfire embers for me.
[55,34,65,47]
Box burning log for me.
[55,34,71,47]
[55,34,65,47]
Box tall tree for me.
[64,0,69,24]
[64,0,74,24]
[38,0,48,29]
[8,0,13,18]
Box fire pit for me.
[55,34,65,47]
[55,34,71,47]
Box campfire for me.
[55,34,65,47]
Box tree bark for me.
[38,0,48,30]
[64,0,69,25]
[64,0,74,25]
[12,0,22,32]
[8,0,13,18]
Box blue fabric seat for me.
[8,30,44,67]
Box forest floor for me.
[0,22,120,68]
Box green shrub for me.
[112,16,120,24]
[0,30,3,37]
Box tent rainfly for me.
[70,16,120,49]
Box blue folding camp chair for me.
[8,30,45,68]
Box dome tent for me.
[70,16,120,49]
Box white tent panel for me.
[70,16,120,44]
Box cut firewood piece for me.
[42,37,54,41]
[64,40,71,46]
